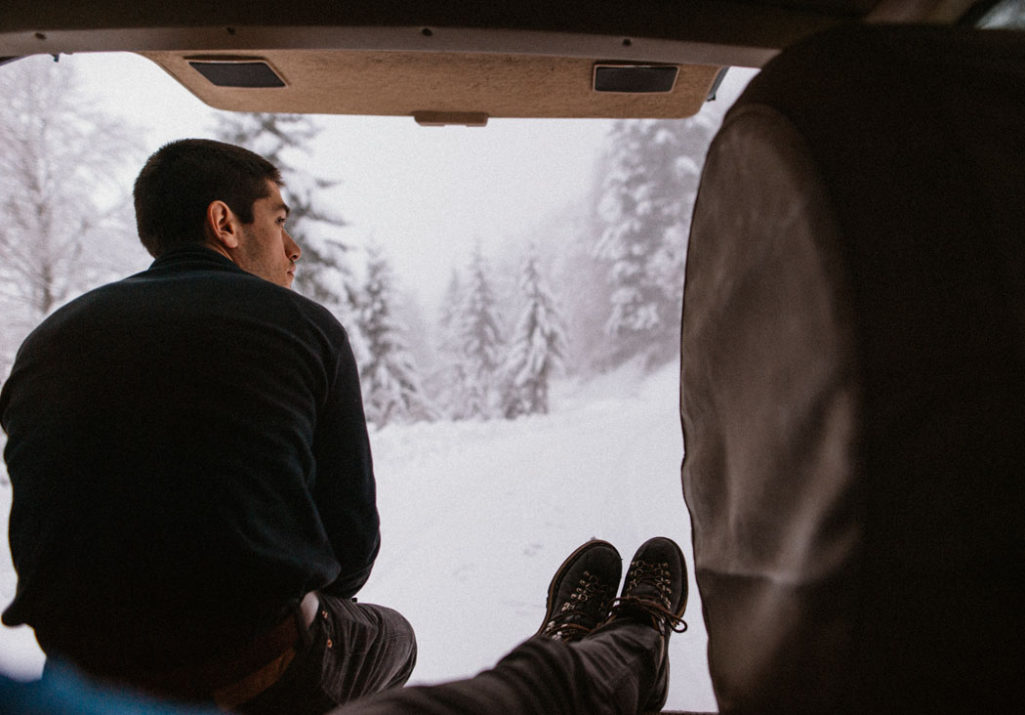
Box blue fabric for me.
[1,666,214,714]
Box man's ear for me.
[205,200,241,250]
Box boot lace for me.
[541,571,615,640]
[611,559,688,634]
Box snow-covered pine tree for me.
[552,194,616,375]
[500,243,566,418]
[457,243,504,419]
[213,113,367,361]
[356,244,434,427]
[439,268,463,350]
[430,268,472,419]
[594,116,716,366]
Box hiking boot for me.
[605,537,688,712]
[536,539,622,642]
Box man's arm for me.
[312,327,381,599]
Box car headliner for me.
[0,1,980,121]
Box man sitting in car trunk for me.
[0,139,416,713]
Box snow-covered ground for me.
[0,362,717,712]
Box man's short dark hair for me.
[134,139,283,258]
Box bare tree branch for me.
[0,56,148,358]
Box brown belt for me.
[139,592,320,709]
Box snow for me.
[0,362,718,712]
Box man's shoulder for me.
[26,277,134,329]
[147,261,352,348]
[279,289,352,349]
[19,256,350,362]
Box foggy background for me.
[0,52,756,711]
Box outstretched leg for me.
[335,537,687,715]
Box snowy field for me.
[0,361,717,712]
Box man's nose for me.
[286,231,301,261]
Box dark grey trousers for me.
[333,620,661,715]
[238,595,417,715]
[34,609,659,715]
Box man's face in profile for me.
[233,180,300,288]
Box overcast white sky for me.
[62,52,756,307]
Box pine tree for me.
[594,116,716,365]
[457,243,504,419]
[431,268,471,419]
[213,113,365,358]
[552,194,616,375]
[438,268,463,351]
[356,244,434,426]
[500,243,566,418]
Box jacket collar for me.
[148,244,245,275]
